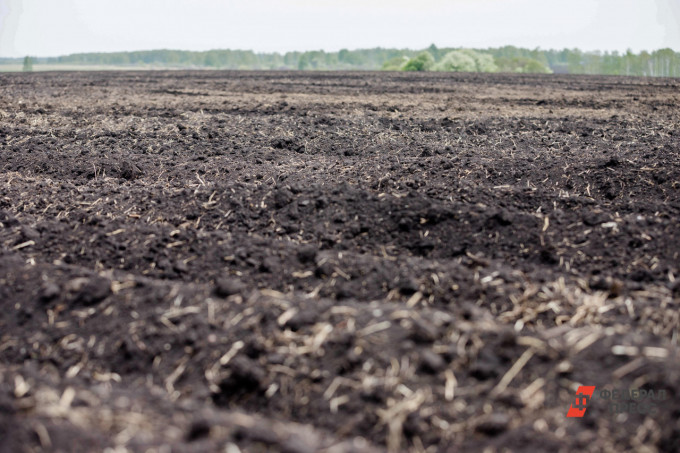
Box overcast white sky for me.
[1,0,679,57]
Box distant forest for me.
[3,45,680,77]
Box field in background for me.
[1,71,679,452]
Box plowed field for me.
[1,71,679,452]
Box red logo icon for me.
[567,386,596,417]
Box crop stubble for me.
[0,71,679,452]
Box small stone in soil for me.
[214,278,246,298]
[410,318,439,343]
[74,277,111,306]
[297,244,318,263]
[476,413,510,436]
[39,282,60,302]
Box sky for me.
[1,0,679,58]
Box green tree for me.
[654,48,679,77]
[431,49,497,73]
[566,49,583,73]
[470,51,498,72]
[433,50,477,72]
[284,51,300,69]
[298,53,311,70]
[495,56,551,73]
[402,51,434,71]
[381,56,409,71]
[22,56,33,72]
[204,52,219,68]
[427,43,441,60]
[522,58,552,73]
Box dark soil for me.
[1,70,679,452]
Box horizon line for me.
[2,44,679,60]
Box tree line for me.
[8,45,680,77]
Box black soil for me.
[1,71,679,452]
